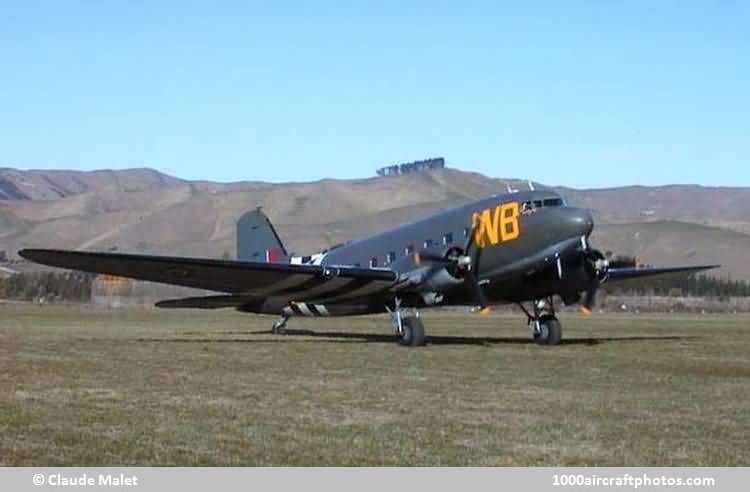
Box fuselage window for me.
[424,239,434,249]
[443,233,453,245]
[354,262,361,268]
[369,257,378,268]
[543,198,563,207]
[386,251,396,264]
[533,200,543,208]
[405,244,414,256]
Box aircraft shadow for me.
[166,329,701,347]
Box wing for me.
[608,264,720,281]
[18,249,399,302]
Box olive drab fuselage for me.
[321,189,594,307]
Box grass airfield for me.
[1,304,748,466]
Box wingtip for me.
[17,248,83,268]
[692,264,722,273]
[18,248,54,262]
[18,249,34,260]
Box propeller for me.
[413,224,490,314]
[580,249,610,315]
[608,256,639,269]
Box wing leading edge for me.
[608,264,720,281]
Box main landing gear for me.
[271,298,564,347]
[518,297,562,345]
[387,298,425,346]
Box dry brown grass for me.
[1,304,748,466]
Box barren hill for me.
[1,167,748,280]
[0,167,183,201]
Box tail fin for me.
[236,208,289,263]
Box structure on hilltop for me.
[376,157,445,177]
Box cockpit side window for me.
[521,201,536,215]
[542,198,564,207]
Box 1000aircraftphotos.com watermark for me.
[32,473,138,487]
[552,473,716,488]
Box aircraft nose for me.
[582,210,594,235]
[565,208,595,236]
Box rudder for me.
[237,208,289,263]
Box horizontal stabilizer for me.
[156,295,247,309]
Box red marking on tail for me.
[266,248,278,263]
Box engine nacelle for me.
[420,267,465,293]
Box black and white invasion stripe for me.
[282,303,331,317]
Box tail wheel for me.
[272,318,288,335]
[398,316,426,347]
[533,315,562,346]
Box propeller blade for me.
[462,222,482,271]
[414,222,490,313]
[464,269,489,310]
[580,274,600,315]
[608,258,638,269]
[579,247,609,316]
[464,222,477,252]
[463,222,487,312]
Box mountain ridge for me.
[1,166,747,279]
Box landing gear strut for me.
[387,298,425,347]
[272,315,288,335]
[518,297,562,345]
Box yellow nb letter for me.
[499,202,520,242]
[472,211,486,248]
[480,208,498,246]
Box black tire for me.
[398,316,426,347]
[533,315,562,346]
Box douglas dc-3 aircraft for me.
[20,188,718,346]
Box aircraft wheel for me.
[533,315,562,346]
[398,316,426,347]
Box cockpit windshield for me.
[521,196,565,214]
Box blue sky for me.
[0,1,747,187]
